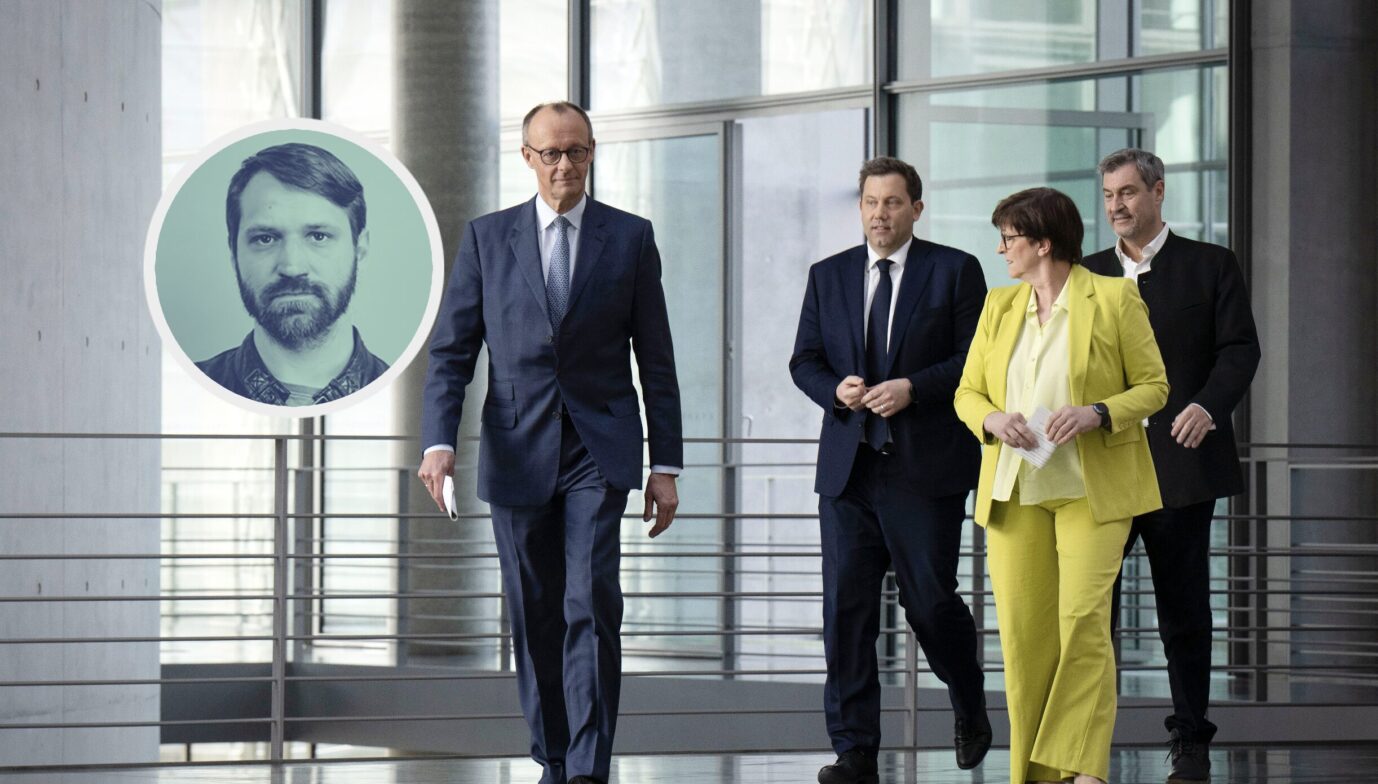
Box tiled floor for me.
[2,746,1375,783]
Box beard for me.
[237,263,358,351]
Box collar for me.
[866,235,914,272]
[1115,221,1170,269]
[535,193,587,233]
[233,327,385,406]
[1025,276,1071,316]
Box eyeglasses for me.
[524,145,591,166]
[999,233,1026,250]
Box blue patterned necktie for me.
[547,215,571,331]
[865,259,894,451]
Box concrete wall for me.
[1250,0,1378,696]
[0,0,162,765]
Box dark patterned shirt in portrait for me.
[196,328,388,406]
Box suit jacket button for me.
[552,410,561,420]
[546,334,554,344]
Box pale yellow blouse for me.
[992,283,1087,505]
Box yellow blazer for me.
[955,264,1169,525]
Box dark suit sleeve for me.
[630,221,684,470]
[419,220,486,453]
[1192,249,1261,420]
[905,253,988,405]
[789,264,846,414]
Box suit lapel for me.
[842,247,866,372]
[565,198,608,319]
[1067,264,1096,404]
[508,198,550,323]
[989,284,1031,411]
[883,241,935,375]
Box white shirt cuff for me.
[1188,402,1217,430]
[650,465,681,476]
[423,444,455,455]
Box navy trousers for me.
[490,418,629,784]
[819,445,986,756]
[1112,499,1219,743]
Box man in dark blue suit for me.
[417,101,683,784]
[790,157,990,783]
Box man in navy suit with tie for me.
[417,101,683,784]
[790,157,990,783]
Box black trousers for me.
[819,445,986,756]
[1112,499,1219,743]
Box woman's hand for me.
[1045,405,1101,446]
[983,411,1038,450]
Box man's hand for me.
[983,411,1038,450]
[860,379,912,418]
[835,376,866,411]
[1171,403,1213,448]
[417,450,456,513]
[1045,405,1102,446]
[643,473,679,538]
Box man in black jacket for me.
[1084,148,1260,784]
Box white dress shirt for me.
[1114,222,1214,428]
[535,192,586,283]
[864,237,913,353]
[426,194,680,476]
[1115,220,1170,281]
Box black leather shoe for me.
[1166,729,1211,782]
[817,749,878,784]
[954,716,993,770]
[569,777,603,784]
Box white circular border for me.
[143,118,445,419]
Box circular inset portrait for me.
[144,119,443,416]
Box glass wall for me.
[593,133,726,663]
[154,0,1238,757]
[733,109,868,676]
[894,5,1231,704]
[160,0,307,672]
[590,0,871,110]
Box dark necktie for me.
[547,215,571,331]
[865,259,894,451]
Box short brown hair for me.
[858,156,922,202]
[521,101,594,146]
[991,187,1084,264]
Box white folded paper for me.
[442,475,458,521]
[1011,406,1057,469]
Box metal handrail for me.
[2,431,1377,765]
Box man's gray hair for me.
[1097,148,1165,187]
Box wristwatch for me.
[1091,402,1111,430]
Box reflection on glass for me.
[161,0,305,667]
[898,66,1228,702]
[899,0,1227,80]
[594,135,724,663]
[1139,0,1228,55]
[735,110,866,680]
[500,0,568,119]
[163,0,306,181]
[899,65,1225,289]
[899,0,1096,79]
[321,0,393,144]
[591,0,870,110]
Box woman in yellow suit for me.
[954,188,1168,784]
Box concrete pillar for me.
[0,0,162,765]
[389,0,500,664]
[1250,0,1378,698]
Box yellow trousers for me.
[986,492,1130,783]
